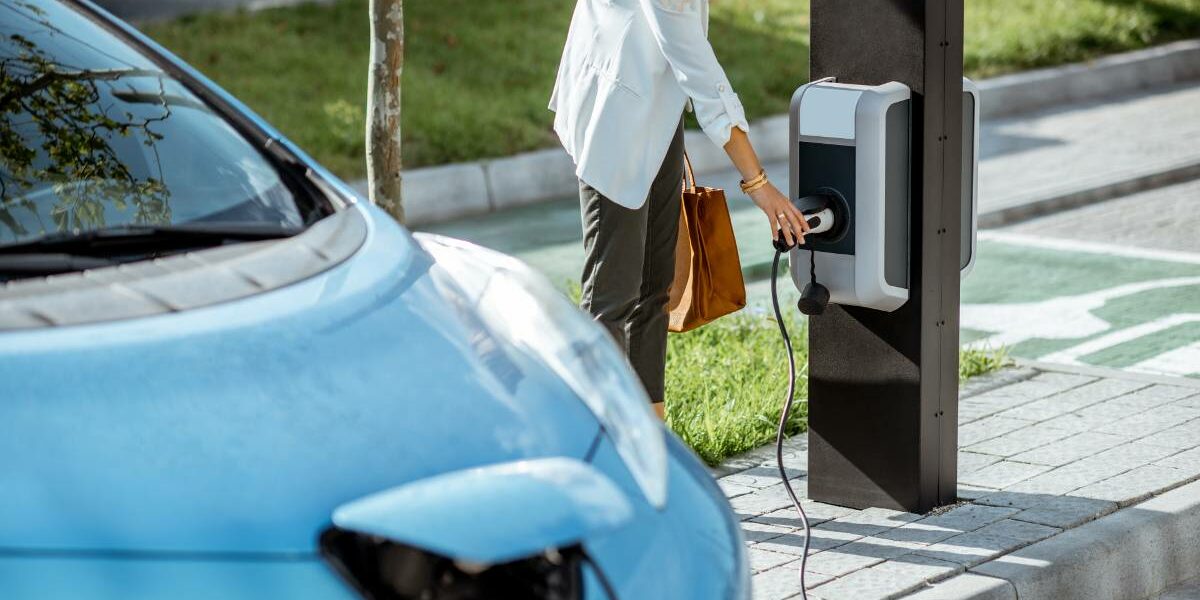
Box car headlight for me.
[417,234,668,508]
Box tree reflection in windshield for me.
[0,0,309,247]
[1,1,172,239]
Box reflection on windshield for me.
[0,0,309,245]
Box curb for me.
[977,157,1200,229]
[353,40,1200,226]
[909,478,1200,599]
[978,39,1200,119]
[1014,359,1200,390]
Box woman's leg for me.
[627,121,686,405]
[579,182,648,358]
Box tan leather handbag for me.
[668,153,747,333]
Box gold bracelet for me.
[739,169,767,193]
[741,174,770,195]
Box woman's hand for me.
[721,128,809,247]
[749,181,809,248]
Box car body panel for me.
[0,556,353,600]
[0,204,602,555]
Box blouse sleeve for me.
[636,0,750,148]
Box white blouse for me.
[549,0,750,208]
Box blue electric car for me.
[0,1,748,598]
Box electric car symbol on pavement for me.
[0,1,748,598]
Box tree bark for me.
[366,0,404,222]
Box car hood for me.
[0,205,602,555]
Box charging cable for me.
[770,232,813,600]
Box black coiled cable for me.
[770,247,812,600]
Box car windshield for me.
[0,0,318,247]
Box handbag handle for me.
[682,151,696,192]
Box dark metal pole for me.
[806,0,964,513]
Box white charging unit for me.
[788,77,980,312]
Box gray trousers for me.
[579,122,685,405]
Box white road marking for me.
[963,277,1200,347]
[980,231,1200,265]
[1037,313,1200,366]
[1128,340,1200,377]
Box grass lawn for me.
[665,312,1008,466]
[141,0,1200,180]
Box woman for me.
[549,0,808,417]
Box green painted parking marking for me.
[964,232,1200,377]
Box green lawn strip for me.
[140,0,1200,179]
[665,313,1009,466]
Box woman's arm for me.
[635,0,748,150]
[725,128,809,246]
[637,0,807,245]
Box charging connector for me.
[788,195,838,317]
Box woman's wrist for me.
[739,169,769,195]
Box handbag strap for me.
[682,151,696,192]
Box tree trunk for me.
[366,0,405,222]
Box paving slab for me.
[750,547,800,573]
[815,508,924,538]
[754,565,832,600]
[810,554,963,600]
[1003,442,1181,496]
[974,493,1117,529]
[957,452,1002,475]
[994,378,1148,421]
[1157,447,1200,472]
[958,460,1053,489]
[1007,431,1129,467]
[753,526,861,556]
[753,503,857,529]
[1137,418,1200,450]
[731,482,810,520]
[742,520,794,543]
[1068,464,1197,507]
[962,421,1077,457]
[902,574,1016,600]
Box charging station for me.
[795,0,970,513]
[787,77,980,309]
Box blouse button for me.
[718,83,727,92]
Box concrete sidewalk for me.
[421,81,1200,293]
[728,365,1200,600]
